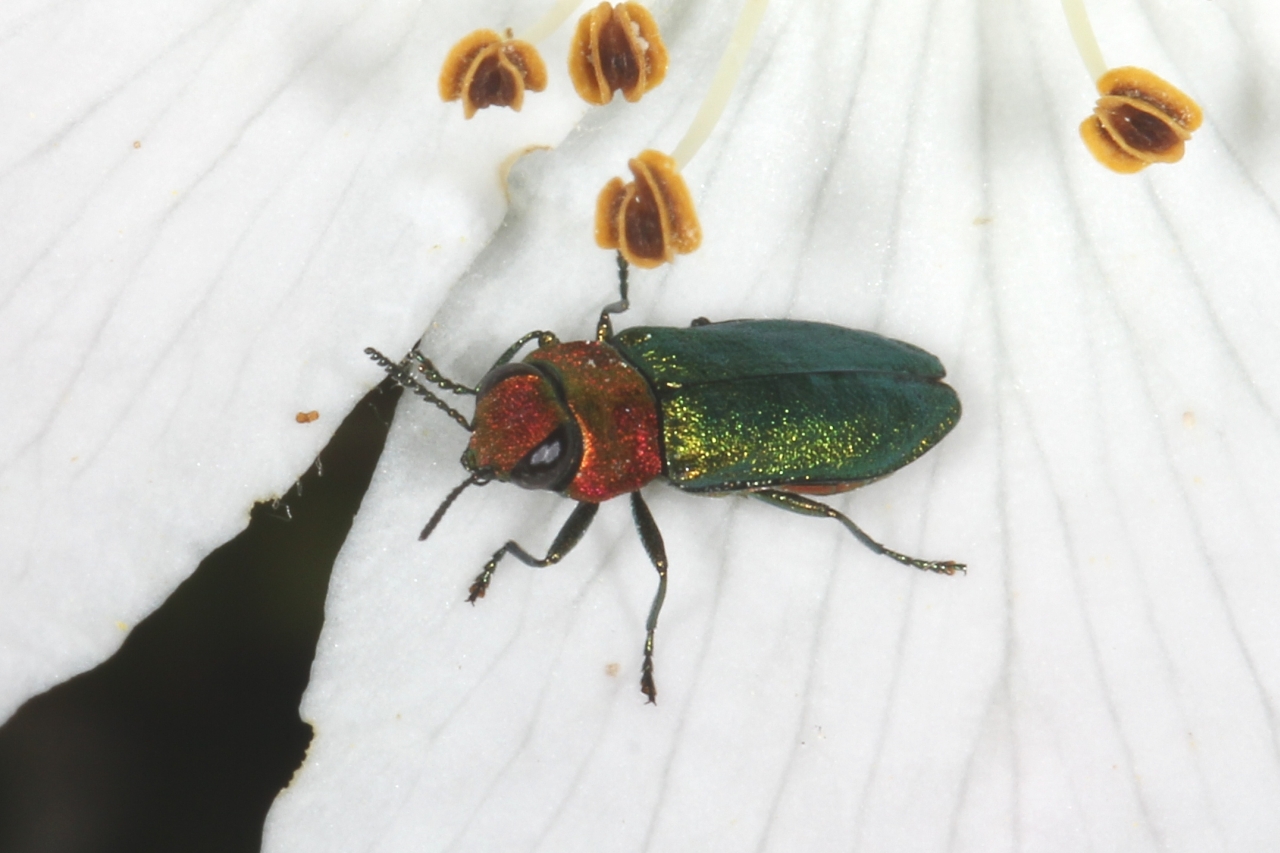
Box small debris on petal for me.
[439,29,547,119]
[296,411,320,423]
[570,2,668,106]
[595,150,700,268]
[1080,66,1202,173]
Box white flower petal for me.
[3,0,1279,850]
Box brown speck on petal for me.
[570,2,668,106]
[296,411,320,423]
[439,29,547,119]
[595,150,700,269]
[1080,66,1201,173]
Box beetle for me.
[368,261,963,702]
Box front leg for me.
[596,253,631,341]
[467,501,600,602]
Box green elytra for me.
[612,320,960,493]
[366,257,963,703]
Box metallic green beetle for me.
[369,269,963,702]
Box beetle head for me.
[468,363,582,491]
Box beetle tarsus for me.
[880,550,966,575]
[467,571,492,603]
[641,650,657,704]
[751,489,965,576]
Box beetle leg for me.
[489,330,561,371]
[630,491,668,704]
[750,490,965,575]
[597,253,632,342]
[467,501,600,602]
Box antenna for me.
[365,347,473,431]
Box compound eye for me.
[510,424,580,491]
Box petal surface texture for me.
[3,1,1280,852]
